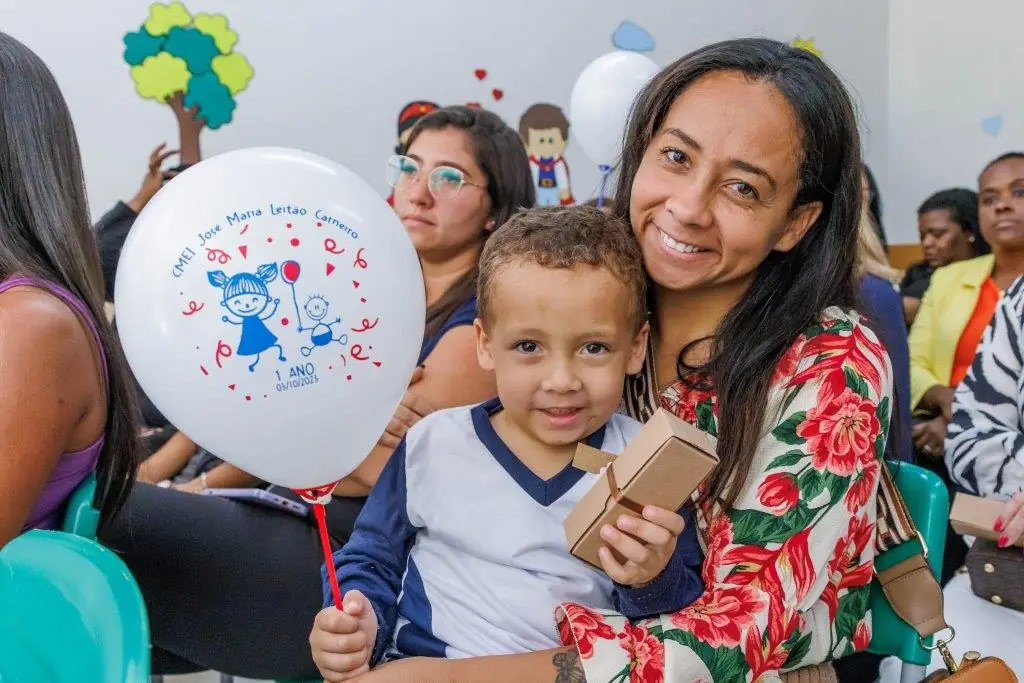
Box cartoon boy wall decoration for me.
[518,103,574,207]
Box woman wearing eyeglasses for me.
[336,105,535,494]
[98,105,535,680]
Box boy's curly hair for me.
[478,204,647,331]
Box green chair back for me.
[62,471,100,540]
[0,530,150,682]
[867,461,949,666]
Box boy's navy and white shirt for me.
[326,398,705,663]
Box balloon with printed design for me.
[115,147,425,488]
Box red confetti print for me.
[200,365,209,376]
[360,297,367,303]
[338,354,347,367]
[267,237,273,243]
[353,248,368,269]
[239,223,249,235]
[206,247,231,264]
[373,361,382,367]
[182,301,204,316]
[290,238,300,247]
[351,317,379,332]
[316,222,323,227]
[228,384,237,390]
[326,263,336,276]
[287,223,293,229]
[346,374,352,380]
[215,340,233,368]
[474,68,487,80]
[245,394,251,401]
[352,280,360,289]
[351,344,369,361]
[492,88,504,101]
[238,245,248,259]
[467,102,482,108]
[328,366,333,371]
[324,238,344,254]
[281,317,290,326]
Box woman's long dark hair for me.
[615,38,863,510]
[404,106,535,340]
[0,33,142,526]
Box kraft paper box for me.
[950,492,1024,548]
[563,409,718,570]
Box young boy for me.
[310,206,704,681]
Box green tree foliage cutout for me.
[123,2,253,129]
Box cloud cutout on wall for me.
[982,115,1004,137]
[612,21,655,52]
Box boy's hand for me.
[309,590,378,682]
[598,506,685,587]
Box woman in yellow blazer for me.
[910,152,1024,458]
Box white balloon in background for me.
[115,147,425,489]
[570,51,660,168]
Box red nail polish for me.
[998,535,1010,548]
[995,517,1005,532]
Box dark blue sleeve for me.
[418,296,478,365]
[611,507,704,619]
[859,276,914,462]
[323,439,419,665]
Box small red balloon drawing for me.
[281,260,301,284]
[492,88,504,101]
[281,317,290,326]
[475,68,487,80]
[290,238,300,247]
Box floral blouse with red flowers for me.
[556,308,892,682]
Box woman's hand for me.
[995,492,1024,549]
[922,384,956,421]
[598,505,685,587]
[127,143,179,213]
[377,366,433,450]
[912,416,947,458]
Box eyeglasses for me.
[386,155,485,200]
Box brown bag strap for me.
[874,463,950,639]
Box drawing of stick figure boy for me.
[208,263,286,372]
[298,294,348,357]
[519,103,574,207]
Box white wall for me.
[0,0,888,223]
[887,0,1024,243]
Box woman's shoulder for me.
[930,254,994,289]
[773,308,889,390]
[0,285,90,369]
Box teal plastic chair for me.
[868,461,949,682]
[0,530,150,682]
[62,471,100,540]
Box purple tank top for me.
[1,276,108,531]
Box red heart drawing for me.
[353,280,360,288]
[326,263,336,276]
[492,88,504,101]
[474,68,487,80]
[238,245,248,258]
[228,384,236,390]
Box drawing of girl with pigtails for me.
[208,263,286,372]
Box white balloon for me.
[115,148,425,489]
[570,51,660,167]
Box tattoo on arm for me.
[552,648,585,683]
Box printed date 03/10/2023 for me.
[276,363,319,392]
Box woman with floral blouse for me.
[356,38,892,683]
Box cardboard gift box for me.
[563,409,718,570]
[950,492,1024,548]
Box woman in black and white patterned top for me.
[947,274,1024,499]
